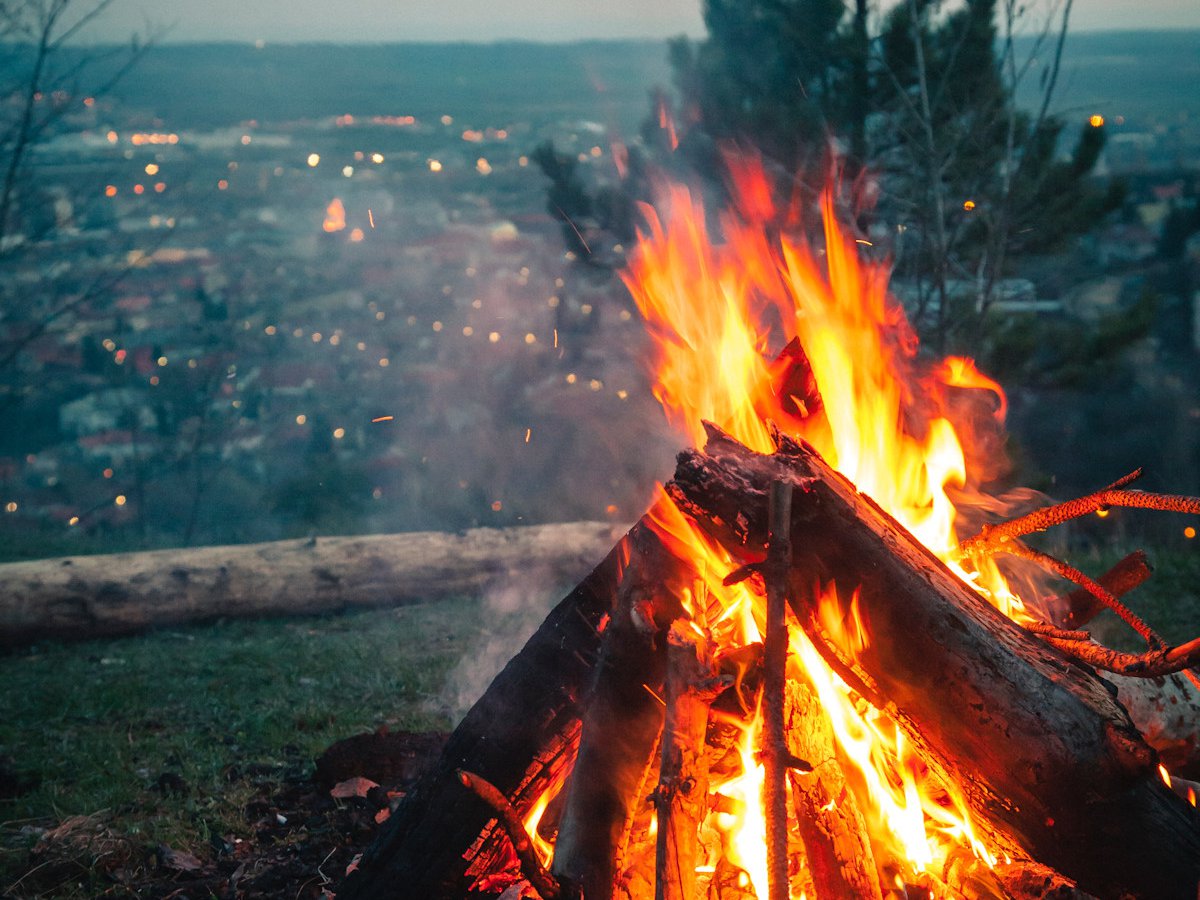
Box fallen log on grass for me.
[0,522,625,647]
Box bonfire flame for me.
[617,160,1021,893]
[493,159,1032,897]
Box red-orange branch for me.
[1055,550,1153,630]
[1001,542,1162,648]
[1038,635,1200,679]
[958,471,1200,555]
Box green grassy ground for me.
[0,597,493,895]
[1074,547,1200,649]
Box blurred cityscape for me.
[0,34,1198,557]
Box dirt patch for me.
[2,731,447,899]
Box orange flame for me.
[522,787,556,869]
[622,159,1018,887]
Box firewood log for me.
[667,426,1200,900]
[340,521,689,899]
[784,679,882,900]
[653,623,722,900]
[551,528,679,900]
[1105,671,1200,780]
[338,525,640,899]
[0,522,625,646]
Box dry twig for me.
[1000,542,1161,648]
[956,472,1200,686]
[1056,550,1152,630]
[763,480,793,900]
[1037,635,1200,679]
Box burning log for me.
[667,425,1200,900]
[340,522,698,900]
[338,525,646,899]
[991,861,1094,900]
[784,678,881,900]
[551,533,680,900]
[651,622,723,900]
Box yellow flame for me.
[622,160,1017,885]
[522,787,556,869]
[708,710,769,898]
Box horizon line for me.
[43,24,1200,48]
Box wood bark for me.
[338,523,647,900]
[0,522,624,647]
[667,426,1200,900]
[785,679,882,900]
[653,623,721,900]
[1106,671,1200,779]
[552,529,686,899]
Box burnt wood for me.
[653,624,721,900]
[550,534,672,900]
[667,426,1200,900]
[785,679,882,900]
[338,525,646,899]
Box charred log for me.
[667,426,1200,900]
[338,524,649,900]
[551,530,680,900]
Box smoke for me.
[439,568,568,719]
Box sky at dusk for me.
[87,0,1200,44]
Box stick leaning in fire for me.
[457,770,572,900]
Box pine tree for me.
[652,0,1121,350]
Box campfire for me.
[340,160,1200,900]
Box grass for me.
[1070,546,1200,650]
[0,596,496,895]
